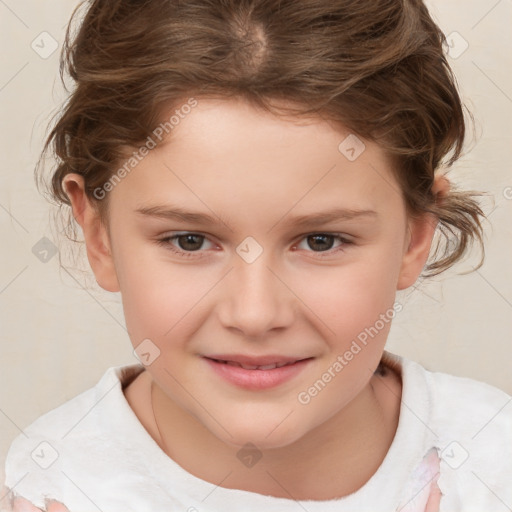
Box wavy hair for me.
[36,0,485,277]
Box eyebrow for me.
[135,205,378,231]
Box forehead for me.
[111,97,404,219]
[160,97,360,160]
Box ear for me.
[397,174,450,290]
[62,173,120,292]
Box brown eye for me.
[175,233,205,251]
[156,232,215,258]
[306,234,336,252]
[294,233,352,257]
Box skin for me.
[0,486,70,512]
[3,97,448,506]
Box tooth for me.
[258,364,277,370]
[221,361,295,370]
[241,364,259,370]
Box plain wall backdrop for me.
[1,0,511,489]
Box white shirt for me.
[3,351,512,511]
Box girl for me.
[2,0,511,510]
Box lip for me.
[205,354,306,367]
[203,355,314,390]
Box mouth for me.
[203,355,314,390]
[204,357,304,370]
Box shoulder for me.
[8,363,143,440]
[394,353,512,510]
[383,351,511,437]
[3,363,145,507]
[421,363,512,439]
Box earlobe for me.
[62,174,120,293]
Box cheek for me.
[297,256,400,342]
[116,248,215,346]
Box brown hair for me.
[37,0,485,277]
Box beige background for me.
[1,0,511,489]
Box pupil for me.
[176,234,334,252]
[308,234,333,251]
[179,234,203,251]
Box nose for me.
[217,250,295,339]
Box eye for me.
[156,231,352,259]
[156,232,215,258]
[293,233,352,257]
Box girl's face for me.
[72,98,435,449]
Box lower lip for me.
[204,357,313,390]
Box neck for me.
[150,366,401,500]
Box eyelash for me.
[155,232,353,259]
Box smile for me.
[208,358,298,370]
[203,356,314,390]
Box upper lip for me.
[204,354,311,366]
